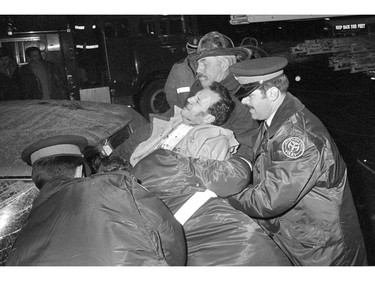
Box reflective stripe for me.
[235,70,283,84]
[239,156,253,171]
[177,87,190,94]
[174,189,217,225]
[30,144,82,164]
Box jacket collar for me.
[220,72,241,94]
[32,176,74,210]
[268,92,305,137]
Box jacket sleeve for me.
[228,141,321,219]
[133,147,251,198]
[168,150,251,197]
[164,63,179,108]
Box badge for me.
[282,137,305,159]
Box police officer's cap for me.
[21,135,92,175]
[231,56,288,84]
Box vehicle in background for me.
[0,15,200,119]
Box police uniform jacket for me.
[225,92,367,265]
[6,171,186,266]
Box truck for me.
[0,15,200,118]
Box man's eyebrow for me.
[199,58,207,64]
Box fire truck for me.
[0,15,200,118]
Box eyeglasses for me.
[235,82,262,99]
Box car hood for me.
[0,99,148,178]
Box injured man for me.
[130,82,292,265]
[130,81,239,166]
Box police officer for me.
[209,56,367,265]
[6,135,186,266]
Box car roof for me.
[0,99,148,178]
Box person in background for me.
[6,135,186,266]
[130,82,238,166]
[0,47,21,100]
[19,46,68,100]
[210,56,367,265]
[164,37,199,109]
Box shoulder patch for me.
[282,137,305,159]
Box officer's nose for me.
[241,96,251,105]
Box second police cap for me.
[230,56,288,85]
[21,135,92,175]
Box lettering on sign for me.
[335,23,366,30]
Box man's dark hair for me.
[94,155,132,174]
[25,46,41,58]
[207,81,235,126]
[259,74,289,95]
[32,156,84,189]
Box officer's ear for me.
[74,165,84,178]
[266,86,280,101]
[219,57,230,72]
[203,113,215,124]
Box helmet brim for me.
[195,47,250,61]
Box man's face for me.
[196,56,224,88]
[180,88,220,125]
[28,50,42,64]
[241,88,273,121]
[0,56,11,69]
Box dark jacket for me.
[133,149,292,266]
[19,62,68,100]
[6,171,186,266]
[164,56,196,108]
[225,92,367,265]
[0,68,22,100]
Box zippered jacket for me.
[225,93,368,265]
[6,171,186,266]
